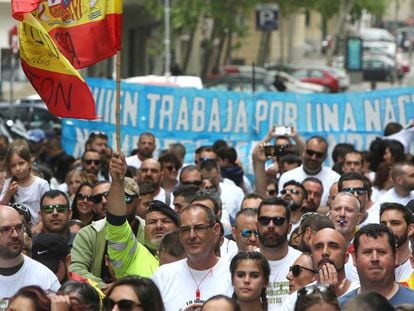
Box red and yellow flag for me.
[11,0,123,119]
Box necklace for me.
[187,266,212,301]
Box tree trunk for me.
[182,28,196,73]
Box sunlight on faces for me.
[341,179,367,210]
[232,215,259,251]
[232,260,267,302]
[40,195,71,235]
[257,205,290,248]
[92,182,110,219]
[76,185,94,216]
[303,139,326,174]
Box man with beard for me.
[0,206,59,301]
[126,132,156,169]
[81,149,105,183]
[92,181,110,219]
[256,197,301,309]
[278,136,340,206]
[380,202,414,281]
[280,227,356,311]
[137,159,168,204]
[36,190,75,249]
[279,180,307,238]
[302,177,324,212]
[340,224,414,307]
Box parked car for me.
[266,70,326,93]
[362,54,398,83]
[291,68,340,93]
[360,28,396,43]
[0,95,61,139]
[308,65,350,91]
[204,75,276,93]
[124,75,203,89]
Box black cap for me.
[146,200,178,226]
[31,233,69,273]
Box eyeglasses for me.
[78,193,94,202]
[290,265,316,277]
[342,187,367,195]
[84,159,100,165]
[280,188,300,195]
[297,284,334,298]
[102,298,142,311]
[41,204,68,214]
[239,229,259,238]
[179,224,213,235]
[125,193,137,204]
[258,216,286,226]
[0,223,25,236]
[181,180,202,187]
[92,191,109,204]
[305,149,325,159]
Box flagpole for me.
[115,51,121,154]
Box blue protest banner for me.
[62,78,414,180]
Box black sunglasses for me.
[280,188,300,195]
[84,159,100,165]
[305,149,324,159]
[258,216,286,226]
[342,187,367,195]
[92,191,109,204]
[78,193,94,202]
[181,180,202,187]
[102,298,142,311]
[41,204,68,214]
[267,189,277,196]
[290,264,316,277]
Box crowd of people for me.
[0,122,413,311]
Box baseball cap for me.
[146,200,178,226]
[31,233,69,273]
[28,129,46,143]
[124,177,140,196]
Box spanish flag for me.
[11,0,123,119]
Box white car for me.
[124,75,203,89]
[267,71,325,93]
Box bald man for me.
[0,206,60,300]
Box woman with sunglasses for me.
[230,251,270,311]
[71,182,97,227]
[294,284,340,311]
[286,253,316,294]
[103,276,165,311]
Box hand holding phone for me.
[273,125,292,136]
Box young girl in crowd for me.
[0,145,49,224]
[295,284,340,311]
[71,182,97,227]
[62,169,88,206]
[230,251,270,311]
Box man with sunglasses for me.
[81,149,105,184]
[278,136,340,207]
[0,205,60,301]
[159,152,181,195]
[256,197,301,309]
[70,177,146,291]
[280,180,307,238]
[36,190,75,249]
[179,165,203,187]
[231,208,260,254]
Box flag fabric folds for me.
[17,13,97,119]
[11,0,123,119]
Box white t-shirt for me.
[126,154,142,169]
[267,247,302,310]
[278,165,340,206]
[377,188,414,205]
[395,258,412,282]
[0,256,60,300]
[0,176,49,224]
[220,237,238,261]
[345,253,359,283]
[152,257,233,311]
[371,187,387,203]
[279,280,359,311]
[220,181,244,219]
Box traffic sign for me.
[256,4,279,31]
